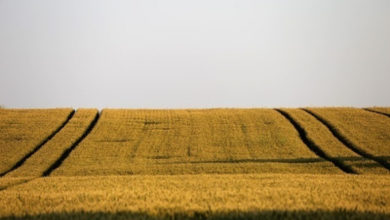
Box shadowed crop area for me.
[0,107,389,219]
[2,210,389,220]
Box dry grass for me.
[306,108,390,160]
[282,108,389,174]
[0,174,389,219]
[52,109,340,176]
[5,109,98,177]
[0,109,73,174]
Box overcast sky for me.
[0,0,389,109]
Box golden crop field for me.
[0,107,389,219]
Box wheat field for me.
[0,107,389,219]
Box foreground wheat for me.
[0,174,389,219]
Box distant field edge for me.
[43,110,100,176]
[302,108,390,171]
[0,110,75,177]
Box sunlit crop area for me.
[0,107,389,219]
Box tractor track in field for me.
[302,108,390,171]
[363,108,390,119]
[275,109,357,174]
[129,123,151,160]
[42,111,100,176]
[0,110,75,177]
[186,110,194,157]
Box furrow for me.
[130,123,150,159]
[302,108,390,171]
[275,109,356,174]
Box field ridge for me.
[302,108,390,171]
[43,110,100,176]
[0,110,75,177]
[276,109,356,174]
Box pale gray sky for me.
[0,0,389,109]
